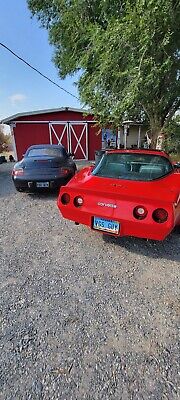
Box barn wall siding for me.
[13,110,101,161]
[88,124,101,161]
[11,110,145,161]
[14,123,50,160]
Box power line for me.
[0,42,80,101]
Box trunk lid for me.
[66,167,179,204]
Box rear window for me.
[27,147,67,158]
[92,153,173,181]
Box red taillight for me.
[12,168,24,176]
[74,196,84,207]
[152,208,168,223]
[133,206,148,220]
[60,168,71,176]
[61,193,70,205]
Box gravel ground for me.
[0,162,179,400]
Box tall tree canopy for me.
[28,0,180,144]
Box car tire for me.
[16,188,25,192]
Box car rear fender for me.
[58,186,175,228]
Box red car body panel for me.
[57,150,180,240]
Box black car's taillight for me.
[12,168,24,176]
[60,168,71,176]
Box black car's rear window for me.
[27,147,67,158]
[92,153,173,181]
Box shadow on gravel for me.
[0,163,15,198]
[28,191,59,201]
[103,230,180,262]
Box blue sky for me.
[0,0,82,121]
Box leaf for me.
[27,0,180,142]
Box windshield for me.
[26,147,67,158]
[92,153,173,181]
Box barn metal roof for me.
[1,107,91,124]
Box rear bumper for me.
[58,205,174,241]
[12,176,71,191]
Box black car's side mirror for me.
[173,162,180,169]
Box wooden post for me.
[137,125,141,148]
[117,127,121,149]
[124,125,127,149]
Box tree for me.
[0,125,11,153]
[164,115,180,154]
[28,0,180,146]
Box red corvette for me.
[57,149,180,241]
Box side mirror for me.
[173,162,180,169]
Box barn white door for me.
[49,122,88,160]
[69,123,88,160]
[49,122,70,152]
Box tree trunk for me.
[149,119,164,149]
[150,133,159,149]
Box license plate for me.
[93,217,120,235]
[36,182,49,188]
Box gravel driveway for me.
[0,162,179,400]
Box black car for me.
[12,144,77,192]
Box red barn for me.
[2,107,101,161]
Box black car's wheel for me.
[16,188,25,192]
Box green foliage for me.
[0,127,11,152]
[164,115,180,154]
[28,0,180,140]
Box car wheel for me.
[16,188,25,192]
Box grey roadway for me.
[0,162,179,399]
